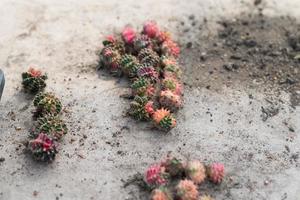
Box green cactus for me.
[121,54,141,77]
[21,70,47,94]
[129,95,150,121]
[159,116,175,131]
[35,114,68,140]
[133,35,151,52]
[138,48,160,67]
[131,77,149,90]
[33,92,62,117]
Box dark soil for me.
[180,13,300,107]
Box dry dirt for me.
[0,0,299,200]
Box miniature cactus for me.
[22,68,47,94]
[35,114,68,140]
[206,163,225,184]
[145,164,169,187]
[185,160,206,185]
[122,26,136,44]
[151,188,173,200]
[152,108,176,131]
[121,54,140,77]
[99,46,123,75]
[143,21,160,38]
[129,95,153,120]
[162,77,183,95]
[161,157,184,177]
[138,48,160,67]
[28,133,57,162]
[162,39,180,58]
[133,35,152,52]
[159,90,182,112]
[176,179,199,200]
[137,65,159,82]
[33,92,62,116]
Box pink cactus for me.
[145,164,167,186]
[144,101,155,115]
[28,68,42,78]
[122,26,136,44]
[106,35,116,43]
[162,39,180,57]
[207,163,224,184]
[30,133,55,151]
[143,21,160,38]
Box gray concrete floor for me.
[0,0,299,200]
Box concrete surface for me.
[0,0,299,200]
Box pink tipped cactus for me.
[145,164,168,186]
[159,90,182,111]
[157,31,171,43]
[106,35,116,43]
[185,160,206,185]
[176,179,199,200]
[28,133,57,162]
[143,21,160,38]
[162,77,183,95]
[144,101,155,115]
[151,188,173,200]
[122,26,136,44]
[162,39,180,57]
[137,66,159,82]
[207,163,225,184]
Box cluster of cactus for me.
[98,21,183,131]
[142,156,225,200]
[22,68,47,94]
[22,68,67,162]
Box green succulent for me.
[21,72,47,94]
[35,114,68,140]
[33,92,62,116]
[159,116,175,131]
[138,48,160,67]
[120,54,141,77]
[129,95,150,121]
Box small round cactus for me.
[161,157,184,177]
[133,35,152,52]
[162,39,180,58]
[28,133,57,162]
[99,46,123,76]
[162,77,183,95]
[22,68,47,94]
[143,21,160,38]
[145,164,169,187]
[137,65,159,82]
[151,188,173,200]
[129,95,153,121]
[131,77,155,97]
[138,48,160,67]
[33,92,62,117]
[122,26,136,44]
[121,54,141,77]
[159,90,182,112]
[206,163,225,184]
[152,108,176,131]
[35,114,68,141]
[175,179,199,200]
[185,160,206,185]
